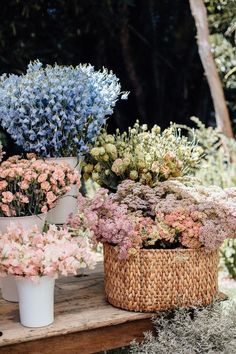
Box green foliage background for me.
[206,0,236,133]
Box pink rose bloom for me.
[20,195,29,204]
[58,178,66,187]
[41,205,48,213]
[46,192,57,204]
[38,173,48,183]
[19,180,29,190]
[2,191,14,203]
[1,204,11,216]
[41,181,51,191]
[0,181,8,191]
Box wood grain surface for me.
[0,263,154,353]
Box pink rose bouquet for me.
[0,224,96,278]
[69,178,236,259]
[0,154,80,217]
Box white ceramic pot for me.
[0,213,46,234]
[1,276,18,302]
[16,276,55,328]
[0,213,46,302]
[46,157,81,225]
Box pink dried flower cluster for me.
[0,224,96,278]
[70,179,236,258]
[0,154,80,217]
[151,181,236,250]
[68,189,141,259]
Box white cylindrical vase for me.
[1,276,18,302]
[0,213,46,234]
[46,157,81,224]
[16,276,55,328]
[0,213,46,302]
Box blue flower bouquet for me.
[0,60,128,157]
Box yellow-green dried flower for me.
[83,172,90,181]
[137,160,146,170]
[145,153,152,164]
[112,159,126,175]
[94,163,102,172]
[92,172,100,183]
[151,161,160,173]
[152,125,161,134]
[105,134,115,144]
[105,143,117,159]
[123,157,131,167]
[99,147,106,156]
[84,120,204,190]
[84,164,94,173]
[129,170,138,180]
[90,147,101,158]
[145,172,152,183]
[102,153,110,162]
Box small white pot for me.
[46,157,81,224]
[0,213,46,234]
[16,276,55,328]
[1,275,18,302]
[0,213,46,302]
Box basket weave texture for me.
[104,243,219,312]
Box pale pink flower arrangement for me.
[0,154,80,217]
[69,179,236,259]
[0,224,96,278]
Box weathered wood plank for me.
[0,263,154,352]
[0,318,154,354]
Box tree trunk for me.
[189,0,233,138]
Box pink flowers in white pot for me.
[0,153,80,301]
[0,154,80,217]
[0,224,96,327]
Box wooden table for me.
[0,264,154,354]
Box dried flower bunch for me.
[0,224,96,278]
[0,154,79,217]
[130,301,236,354]
[179,118,236,279]
[69,179,236,259]
[83,121,203,190]
[0,60,128,157]
[68,189,136,259]
[177,117,236,188]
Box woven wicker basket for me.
[104,243,219,312]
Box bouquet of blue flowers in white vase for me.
[0,60,128,223]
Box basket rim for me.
[104,243,218,254]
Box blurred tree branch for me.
[189,0,233,138]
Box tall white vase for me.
[46,157,81,225]
[16,276,55,328]
[0,213,46,302]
